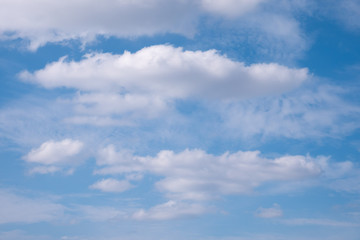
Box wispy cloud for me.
[281,218,360,227]
[0,189,65,224]
[255,204,283,218]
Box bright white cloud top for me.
[19,45,309,126]
[23,139,83,165]
[21,45,308,98]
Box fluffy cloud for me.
[0,0,198,50]
[132,200,207,220]
[23,139,84,174]
[21,45,308,97]
[94,147,345,200]
[20,45,308,125]
[90,178,133,193]
[255,204,283,218]
[24,139,83,165]
[0,189,64,224]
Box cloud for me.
[0,0,305,55]
[131,200,207,220]
[65,92,169,125]
[201,0,266,17]
[94,147,347,200]
[23,139,83,165]
[338,0,360,30]
[0,231,51,240]
[219,85,360,139]
[28,166,62,175]
[22,139,84,174]
[326,169,360,193]
[22,45,308,97]
[0,189,64,224]
[20,45,308,97]
[74,205,126,222]
[0,0,199,50]
[323,0,360,31]
[20,45,308,125]
[282,218,360,227]
[255,204,283,218]
[90,178,133,193]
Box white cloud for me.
[20,45,308,125]
[0,189,64,224]
[90,178,133,193]
[21,45,308,98]
[23,139,83,165]
[132,200,207,220]
[0,0,198,50]
[22,139,84,174]
[255,204,283,218]
[94,147,346,200]
[0,0,305,55]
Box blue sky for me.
[0,0,360,239]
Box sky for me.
[0,0,360,239]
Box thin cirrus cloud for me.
[201,0,266,17]
[0,189,64,224]
[323,0,360,31]
[219,85,360,139]
[94,146,351,200]
[255,204,283,218]
[281,218,360,227]
[131,200,208,220]
[89,178,133,193]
